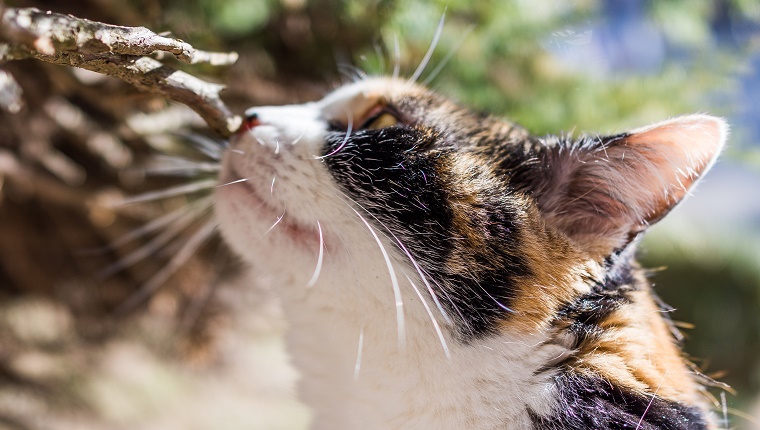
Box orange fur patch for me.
[568,285,703,405]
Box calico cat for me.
[214,77,726,429]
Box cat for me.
[214,77,727,430]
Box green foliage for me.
[202,0,274,36]
[642,229,760,412]
[352,0,747,137]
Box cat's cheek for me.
[213,183,265,262]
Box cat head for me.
[214,77,726,337]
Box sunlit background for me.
[1,0,759,429]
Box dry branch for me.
[0,6,241,136]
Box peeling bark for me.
[0,6,241,136]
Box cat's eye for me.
[356,104,401,131]
[363,112,399,130]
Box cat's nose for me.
[238,111,261,133]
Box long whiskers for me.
[265,210,286,236]
[635,369,669,430]
[337,64,368,83]
[316,111,353,159]
[406,274,451,359]
[97,198,213,279]
[353,208,406,349]
[217,178,248,188]
[392,33,401,80]
[354,326,365,381]
[386,228,453,325]
[422,24,475,86]
[373,41,386,75]
[409,11,446,83]
[115,179,217,206]
[171,132,225,160]
[306,221,325,288]
[333,190,454,326]
[116,221,218,314]
[323,187,458,358]
[83,196,213,254]
[143,155,221,177]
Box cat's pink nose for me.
[238,112,260,133]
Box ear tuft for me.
[533,115,727,255]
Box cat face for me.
[215,77,726,339]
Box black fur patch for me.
[556,289,630,340]
[528,373,708,430]
[323,125,532,340]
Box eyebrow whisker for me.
[409,11,446,83]
[315,110,354,159]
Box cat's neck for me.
[267,263,568,430]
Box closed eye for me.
[327,106,402,132]
[359,105,401,130]
[362,112,399,130]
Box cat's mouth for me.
[218,161,323,251]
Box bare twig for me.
[0,6,241,137]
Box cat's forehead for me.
[317,77,428,121]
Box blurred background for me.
[0,0,759,429]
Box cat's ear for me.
[531,115,727,255]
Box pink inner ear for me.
[539,114,728,255]
[622,114,728,224]
[626,115,727,176]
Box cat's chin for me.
[214,169,324,259]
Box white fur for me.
[214,79,566,429]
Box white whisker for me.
[477,281,514,313]
[270,176,276,195]
[337,64,359,82]
[316,111,353,159]
[115,179,217,206]
[116,221,217,314]
[143,155,221,176]
[373,41,386,74]
[353,327,364,381]
[636,369,669,430]
[97,203,209,279]
[264,210,286,236]
[173,132,224,160]
[353,208,406,350]
[392,33,401,80]
[291,133,304,145]
[306,221,325,288]
[216,178,248,188]
[107,196,212,250]
[409,11,446,83]
[230,149,245,155]
[423,24,474,86]
[388,230,452,325]
[406,274,450,359]
[332,190,453,325]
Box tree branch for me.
[0,6,241,137]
